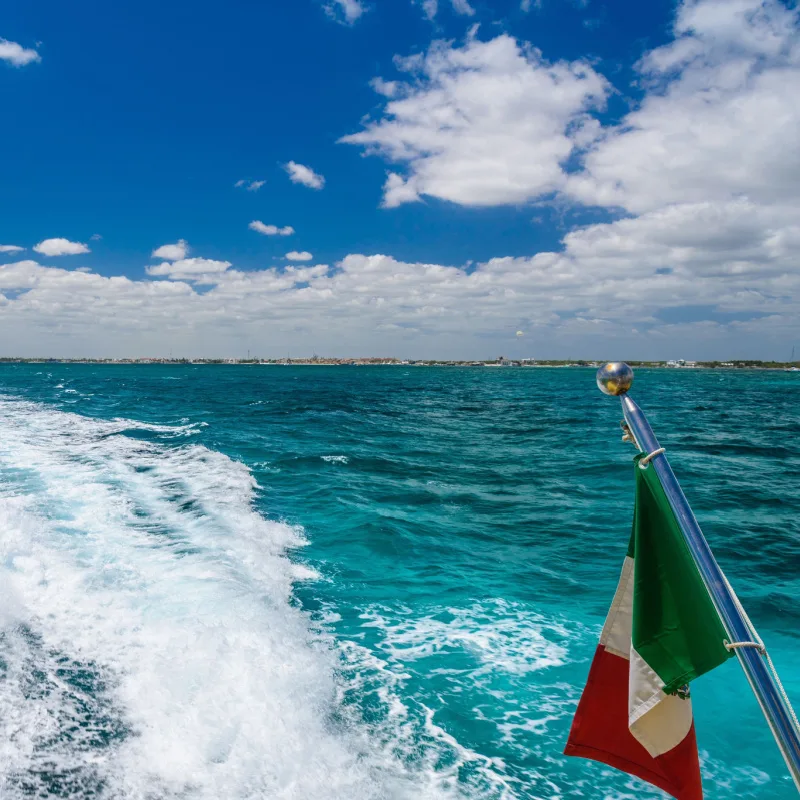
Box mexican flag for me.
[565,454,732,799]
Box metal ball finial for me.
[596,362,634,396]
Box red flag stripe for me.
[565,645,703,800]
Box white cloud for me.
[152,240,189,261]
[450,0,475,15]
[235,179,265,191]
[0,245,25,253]
[0,38,40,67]
[284,161,326,190]
[33,238,90,257]
[566,0,800,213]
[146,257,232,282]
[324,0,367,24]
[341,33,608,207]
[90,233,103,241]
[382,173,424,209]
[369,77,399,97]
[347,2,800,214]
[420,0,438,19]
[285,251,313,262]
[415,0,475,18]
[249,221,295,236]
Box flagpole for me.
[597,362,800,792]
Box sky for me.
[1,0,799,360]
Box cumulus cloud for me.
[369,77,399,97]
[285,251,313,262]
[419,0,438,18]
[324,0,367,24]
[382,173,423,208]
[284,161,326,190]
[347,2,800,215]
[341,33,608,207]
[146,257,232,282]
[249,221,295,236]
[235,179,265,191]
[152,240,189,261]
[33,238,90,257]
[0,245,25,253]
[450,0,475,15]
[415,0,475,19]
[0,38,40,67]
[565,0,800,214]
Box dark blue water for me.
[0,364,797,799]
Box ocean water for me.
[0,364,798,800]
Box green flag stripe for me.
[629,454,732,694]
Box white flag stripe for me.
[597,554,694,759]
[599,556,634,659]
[630,680,694,758]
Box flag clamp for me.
[596,362,800,793]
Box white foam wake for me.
[0,396,439,800]
[327,599,578,800]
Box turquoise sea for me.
[0,364,798,799]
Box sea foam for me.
[0,396,448,799]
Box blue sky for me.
[1,0,799,359]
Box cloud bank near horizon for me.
[2,194,797,359]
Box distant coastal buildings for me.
[0,357,797,369]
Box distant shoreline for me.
[1,358,798,370]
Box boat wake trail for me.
[0,396,447,800]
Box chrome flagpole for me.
[596,362,800,792]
